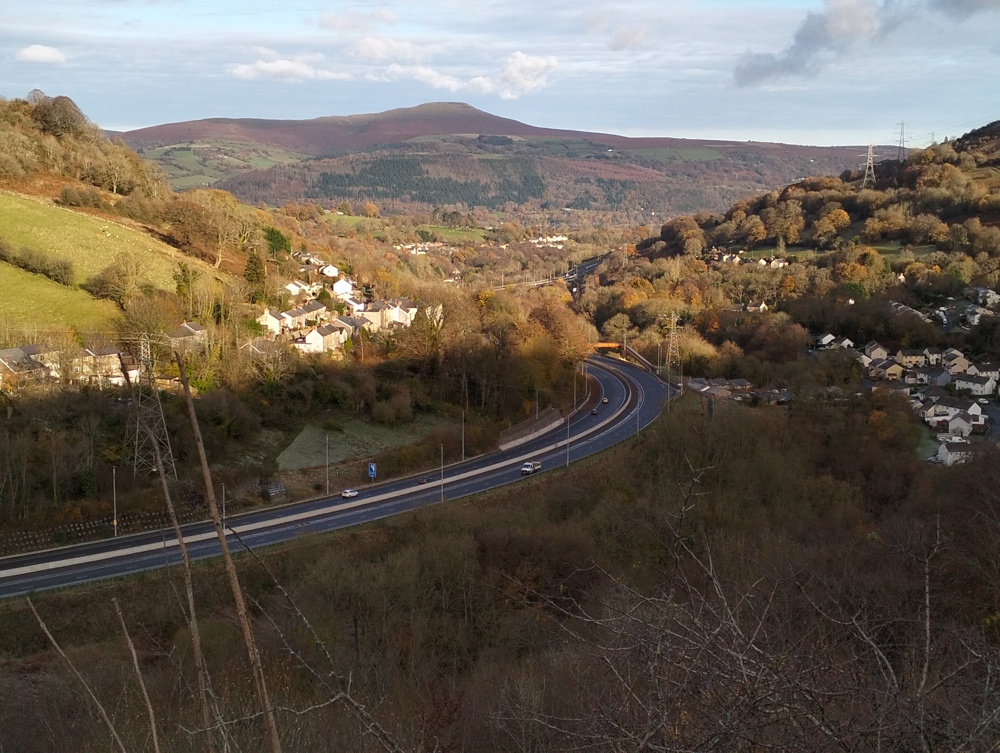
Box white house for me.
[256,309,282,336]
[954,373,996,396]
[816,333,835,347]
[344,297,366,314]
[319,264,339,278]
[865,341,889,361]
[938,442,972,466]
[332,278,356,300]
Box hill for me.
[121,103,870,217]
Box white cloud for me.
[379,52,557,99]
[351,36,424,62]
[497,51,557,99]
[384,64,464,91]
[229,55,348,81]
[16,44,66,64]
[319,7,396,32]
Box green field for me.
[0,262,120,331]
[139,141,307,189]
[0,193,220,289]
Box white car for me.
[341,489,358,498]
[979,398,991,405]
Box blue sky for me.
[3,0,999,146]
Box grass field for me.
[0,193,220,289]
[141,141,306,189]
[0,262,120,331]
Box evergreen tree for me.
[243,251,265,302]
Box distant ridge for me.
[121,102,856,158]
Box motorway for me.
[0,356,671,599]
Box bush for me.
[0,237,74,286]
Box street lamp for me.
[112,465,117,537]
[440,444,445,503]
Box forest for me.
[3,393,1000,751]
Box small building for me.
[745,301,768,313]
[938,442,972,466]
[865,341,889,361]
[165,321,207,352]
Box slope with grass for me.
[0,192,220,289]
[0,262,120,330]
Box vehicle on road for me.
[979,398,991,405]
[602,397,609,403]
[417,477,429,484]
[521,461,541,475]
[341,489,358,498]
[591,408,598,415]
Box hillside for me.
[0,193,219,289]
[121,103,870,217]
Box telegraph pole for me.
[439,444,444,503]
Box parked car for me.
[979,398,991,405]
[341,489,358,498]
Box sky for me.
[3,0,999,147]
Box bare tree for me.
[175,351,283,753]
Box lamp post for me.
[325,434,330,496]
[461,410,465,462]
[222,483,226,529]
[112,465,117,537]
[440,444,444,503]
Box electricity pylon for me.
[125,335,177,479]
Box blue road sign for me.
[368,462,376,479]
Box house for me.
[895,349,927,367]
[869,359,904,381]
[318,264,339,278]
[945,412,974,438]
[256,309,283,336]
[954,373,996,396]
[291,327,340,355]
[0,346,47,387]
[865,341,889,361]
[165,322,207,352]
[969,363,1000,381]
[965,307,995,326]
[285,281,309,297]
[332,278,356,300]
[923,347,943,366]
[301,299,328,322]
[942,350,970,375]
[729,378,753,392]
[745,301,768,313]
[85,345,135,386]
[344,297,366,314]
[965,286,1000,307]
[816,333,836,347]
[830,336,855,349]
[280,306,309,332]
[938,442,972,466]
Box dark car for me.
[591,408,598,415]
[417,477,429,484]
